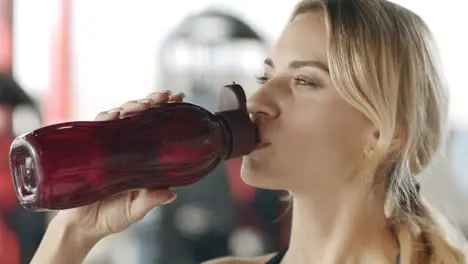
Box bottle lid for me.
[216,83,258,159]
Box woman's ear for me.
[364,125,404,157]
[389,126,404,153]
[363,127,379,157]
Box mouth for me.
[253,142,271,151]
[252,125,270,151]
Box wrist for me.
[31,216,101,264]
[49,214,101,250]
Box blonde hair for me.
[291,0,468,263]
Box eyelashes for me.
[292,76,322,88]
[255,75,270,85]
[255,75,323,89]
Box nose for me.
[246,84,280,122]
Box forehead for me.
[270,12,328,68]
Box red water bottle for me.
[9,84,257,211]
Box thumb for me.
[129,189,177,222]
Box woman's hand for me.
[31,91,185,264]
[57,90,185,239]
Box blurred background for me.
[0,0,467,263]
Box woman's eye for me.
[255,75,270,85]
[293,77,321,88]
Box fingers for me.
[145,91,185,105]
[94,108,122,121]
[169,92,185,102]
[146,90,171,106]
[119,99,153,117]
[128,189,177,222]
[94,91,185,122]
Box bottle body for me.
[10,103,230,211]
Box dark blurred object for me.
[145,8,289,264]
[0,73,44,264]
[159,8,268,111]
[0,73,37,210]
[164,9,264,45]
[0,74,36,107]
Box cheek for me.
[283,100,370,176]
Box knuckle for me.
[94,111,110,121]
[121,100,138,108]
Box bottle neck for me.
[215,110,257,160]
[215,112,235,160]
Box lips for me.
[253,142,271,151]
[251,119,271,151]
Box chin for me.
[240,156,285,190]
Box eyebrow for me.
[264,58,329,73]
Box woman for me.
[31,0,468,263]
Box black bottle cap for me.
[216,83,258,159]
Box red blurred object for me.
[0,218,20,264]
[45,0,70,125]
[0,106,15,210]
[0,0,12,72]
[0,106,20,264]
[225,158,256,203]
[0,0,20,262]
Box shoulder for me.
[202,253,276,264]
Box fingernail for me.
[162,193,177,205]
[169,93,185,101]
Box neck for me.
[283,181,399,264]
